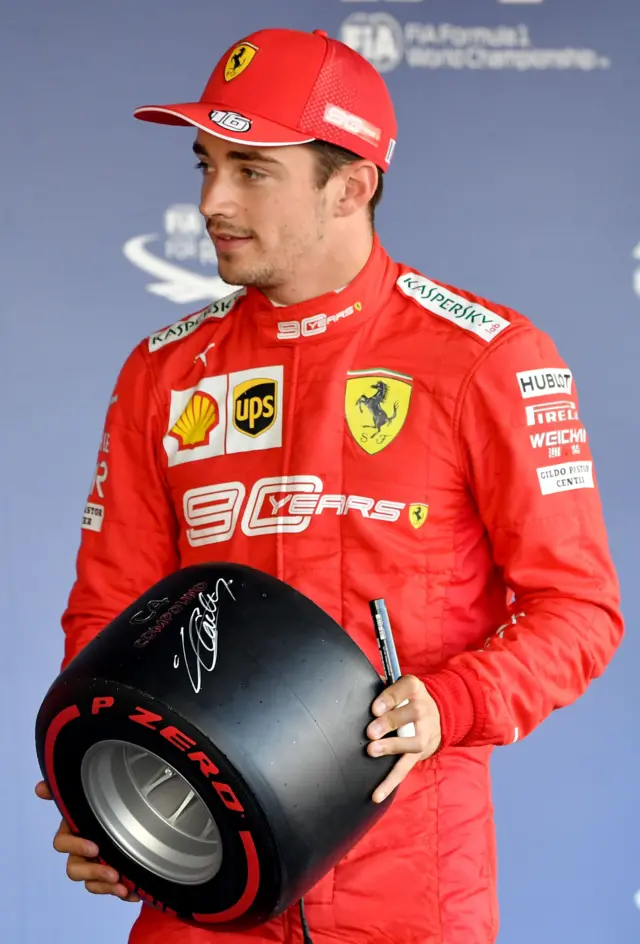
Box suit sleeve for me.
[422,325,624,749]
[60,342,180,670]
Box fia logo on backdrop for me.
[340,8,608,73]
[122,204,240,305]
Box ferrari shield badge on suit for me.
[345,368,412,455]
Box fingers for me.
[65,847,140,901]
[53,821,100,860]
[73,861,139,901]
[372,674,424,716]
[367,699,417,745]
[67,855,120,887]
[84,881,126,897]
[367,720,441,761]
[372,753,418,804]
[83,876,138,900]
[46,810,140,903]
[367,676,443,804]
[84,879,139,900]
[35,780,53,800]
[368,731,423,758]
[369,675,441,755]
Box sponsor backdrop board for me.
[2,0,638,942]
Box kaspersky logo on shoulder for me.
[397,273,510,342]
[123,203,242,305]
[148,289,246,352]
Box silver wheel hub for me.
[80,739,223,885]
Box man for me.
[35,25,623,944]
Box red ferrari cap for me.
[133,27,398,171]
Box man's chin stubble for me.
[218,262,278,289]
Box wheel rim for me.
[80,739,223,885]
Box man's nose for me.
[199,174,236,219]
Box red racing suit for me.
[60,234,623,943]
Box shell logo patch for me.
[169,391,220,450]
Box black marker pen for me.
[369,598,415,738]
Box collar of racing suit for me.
[241,232,400,345]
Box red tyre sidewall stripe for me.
[193,831,260,923]
[44,703,262,922]
[44,704,81,832]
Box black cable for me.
[299,897,314,943]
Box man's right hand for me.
[35,780,140,902]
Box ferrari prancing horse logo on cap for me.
[224,43,259,82]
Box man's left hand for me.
[367,675,442,804]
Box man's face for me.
[194,130,331,291]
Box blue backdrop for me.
[2,1,639,941]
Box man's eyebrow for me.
[227,149,283,166]
[191,140,282,165]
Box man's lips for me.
[210,233,253,251]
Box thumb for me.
[35,780,53,800]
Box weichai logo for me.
[233,378,277,437]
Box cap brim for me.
[133,102,315,148]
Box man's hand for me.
[366,675,442,804]
[35,780,140,902]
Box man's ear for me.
[332,162,378,219]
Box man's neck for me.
[260,230,375,307]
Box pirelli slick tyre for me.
[35,562,396,931]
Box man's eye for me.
[194,160,210,173]
[242,167,265,180]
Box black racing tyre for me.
[35,562,397,931]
